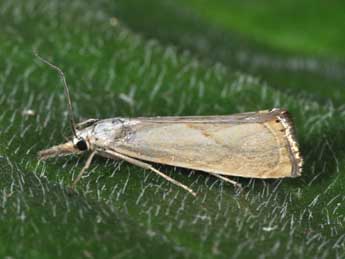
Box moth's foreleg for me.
[71,150,97,189]
[100,149,197,196]
[207,172,242,189]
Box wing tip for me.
[274,109,303,177]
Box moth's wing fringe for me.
[275,109,303,176]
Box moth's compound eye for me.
[76,139,88,151]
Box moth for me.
[35,53,303,196]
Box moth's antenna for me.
[33,50,77,138]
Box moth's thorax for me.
[75,118,139,149]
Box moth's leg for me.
[207,172,242,189]
[71,150,97,189]
[99,149,197,196]
[76,119,99,129]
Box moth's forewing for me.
[113,109,302,178]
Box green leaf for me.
[1,0,344,258]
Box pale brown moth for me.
[35,52,303,196]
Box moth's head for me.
[34,51,95,160]
[38,135,91,160]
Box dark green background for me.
[1,0,344,258]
